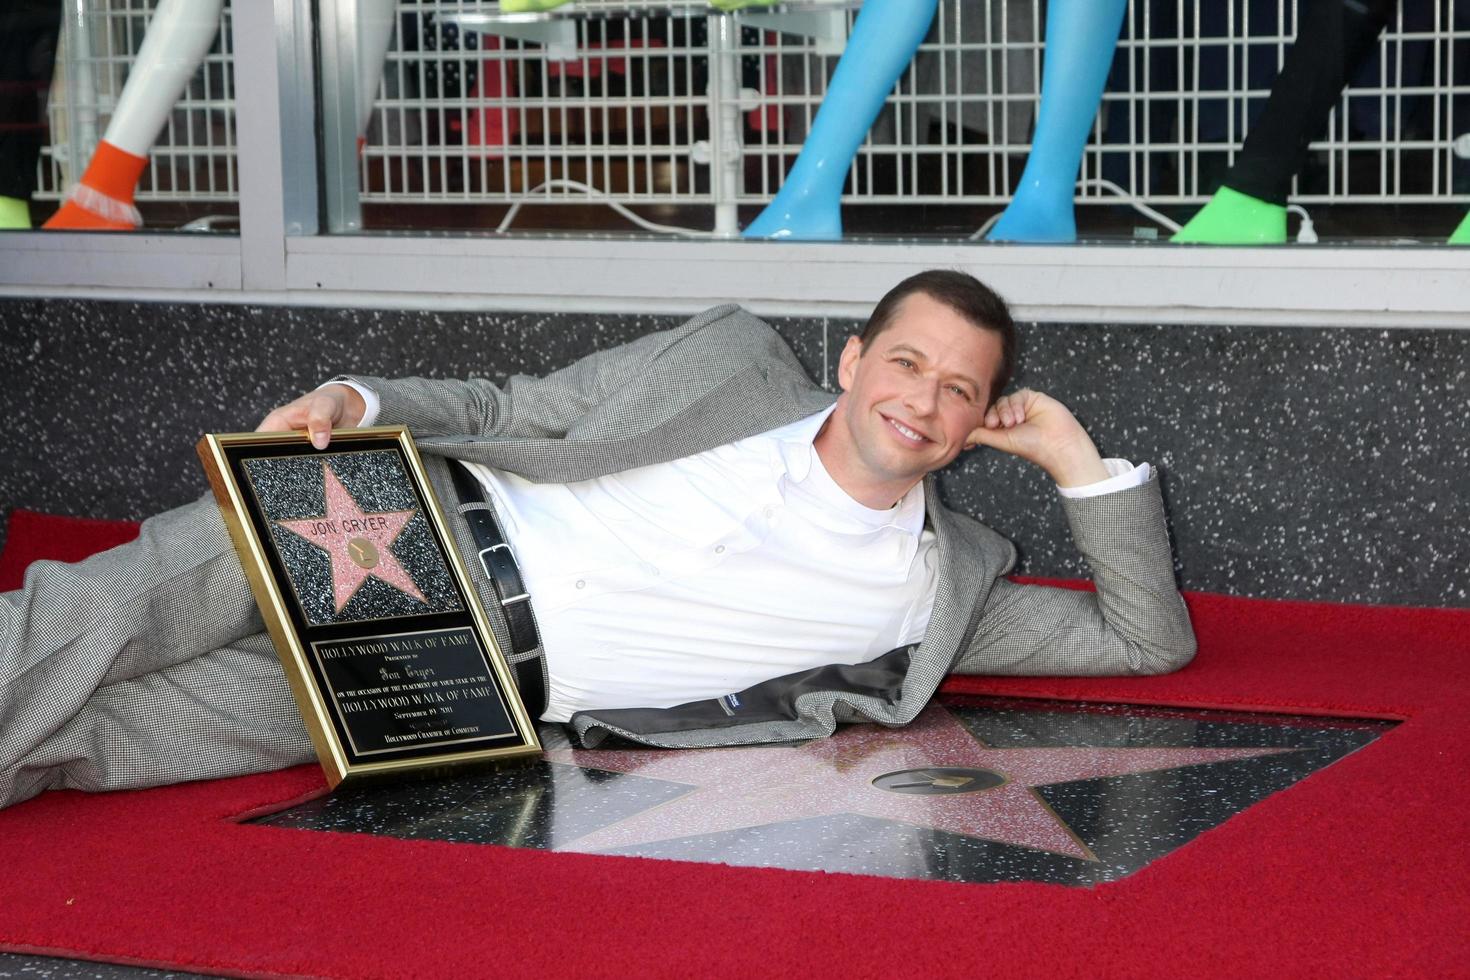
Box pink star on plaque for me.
[275,462,428,613]
[545,704,1293,860]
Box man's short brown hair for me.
[859,270,1017,403]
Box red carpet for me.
[1,509,1466,979]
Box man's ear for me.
[835,335,863,392]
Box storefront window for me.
[11,0,237,232]
[11,1,1468,243]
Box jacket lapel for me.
[899,477,1017,707]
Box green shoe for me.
[0,195,30,230]
[1449,210,1470,245]
[1173,185,1287,244]
[498,0,574,12]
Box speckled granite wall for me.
[2,298,1466,607]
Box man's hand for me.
[966,389,1111,488]
[255,383,367,450]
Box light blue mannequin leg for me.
[743,0,939,240]
[986,0,1127,243]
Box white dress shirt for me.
[340,382,1147,721]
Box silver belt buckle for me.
[478,542,530,606]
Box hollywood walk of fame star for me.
[274,462,429,613]
[543,704,1294,860]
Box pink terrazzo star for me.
[545,704,1293,860]
[275,462,428,613]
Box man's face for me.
[829,292,1002,498]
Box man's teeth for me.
[890,419,925,441]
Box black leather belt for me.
[449,462,547,717]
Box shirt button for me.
[575,579,586,589]
[763,506,775,518]
[714,545,726,554]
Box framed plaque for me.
[197,426,541,788]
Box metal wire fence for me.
[35,0,1470,229]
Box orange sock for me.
[43,141,148,230]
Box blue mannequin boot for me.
[986,0,1127,242]
[743,0,939,240]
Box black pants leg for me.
[1226,0,1397,205]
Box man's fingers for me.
[305,394,340,449]
[991,394,1023,428]
[967,424,1005,450]
[255,390,344,448]
[985,389,1043,429]
[255,403,304,433]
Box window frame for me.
[1,0,1466,329]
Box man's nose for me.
[904,378,940,416]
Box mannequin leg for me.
[1172,184,1287,243]
[1173,0,1396,244]
[44,0,223,230]
[356,0,398,153]
[744,0,939,240]
[1450,211,1470,245]
[0,197,31,229]
[984,0,1128,243]
[498,0,573,11]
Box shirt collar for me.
[767,406,926,538]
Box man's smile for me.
[884,414,932,446]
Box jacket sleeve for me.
[338,304,747,440]
[951,471,1197,677]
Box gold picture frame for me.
[197,426,540,788]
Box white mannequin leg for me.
[44,0,223,228]
[103,0,225,157]
[355,0,398,140]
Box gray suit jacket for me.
[350,305,1195,749]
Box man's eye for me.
[895,358,915,369]
[949,386,971,400]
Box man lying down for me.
[0,269,1194,809]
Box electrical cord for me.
[968,178,1180,240]
[969,179,1318,243]
[1286,204,1318,243]
[496,179,722,237]
[966,212,1002,241]
[1076,178,1181,234]
[218,175,1315,243]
